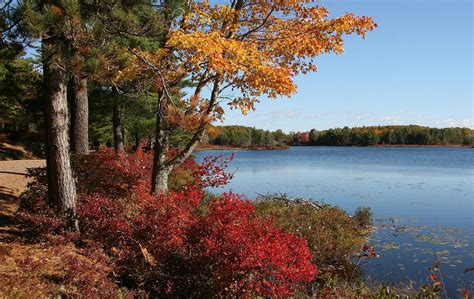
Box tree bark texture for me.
[42,36,77,214]
[70,75,89,154]
[134,132,140,151]
[113,102,124,153]
[151,95,170,194]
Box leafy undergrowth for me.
[12,149,316,297]
[255,194,371,285]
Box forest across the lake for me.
[202,125,473,149]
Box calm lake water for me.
[195,146,474,295]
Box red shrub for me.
[73,148,152,197]
[76,185,316,297]
[185,192,317,296]
[21,151,317,296]
[191,154,235,188]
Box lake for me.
[195,146,474,296]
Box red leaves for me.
[23,151,316,296]
[73,148,234,196]
[202,193,317,295]
[361,244,379,258]
[76,187,317,296]
[187,192,316,296]
[427,260,445,294]
[192,154,235,188]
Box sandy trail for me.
[0,160,46,197]
[0,160,46,237]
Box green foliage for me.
[254,194,369,283]
[206,125,473,148]
[87,85,157,146]
[0,46,42,126]
[353,206,373,229]
[311,125,473,146]
[206,125,289,148]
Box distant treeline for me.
[206,126,287,148]
[205,125,473,147]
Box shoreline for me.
[195,144,290,151]
[195,144,472,151]
[294,144,472,148]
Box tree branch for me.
[127,47,175,105]
[165,76,221,169]
[238,8,274,40]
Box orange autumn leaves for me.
[122,0,376,117]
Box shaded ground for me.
[0,160,107,297]
[0,160,45,241]
[0,143,37,161]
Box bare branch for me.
[166,76,221,169]
[127,47,175,104]
[238,8,274,40]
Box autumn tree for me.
[124,0,376,193]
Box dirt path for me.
[0,160,45,198]
[0,160,45,242]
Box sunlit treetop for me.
[123,0,375,118]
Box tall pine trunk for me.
[113,102,124,153]
[70,75,89,154]
[42,37,77,217]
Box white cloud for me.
[304,112,329,120]
[376,115,404,125]
[352,113,371,121]
[430,118,474,128]
[270,108,299,119]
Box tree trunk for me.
[151,93,170,194]
[151,130,170,193]
[42,37,77,218]
[152,166,170,194]
[71,75,89,154]
[149,79,221,194]
[113,102,124,153]
[134,132,140,151]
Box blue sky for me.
[219,0,473,132]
